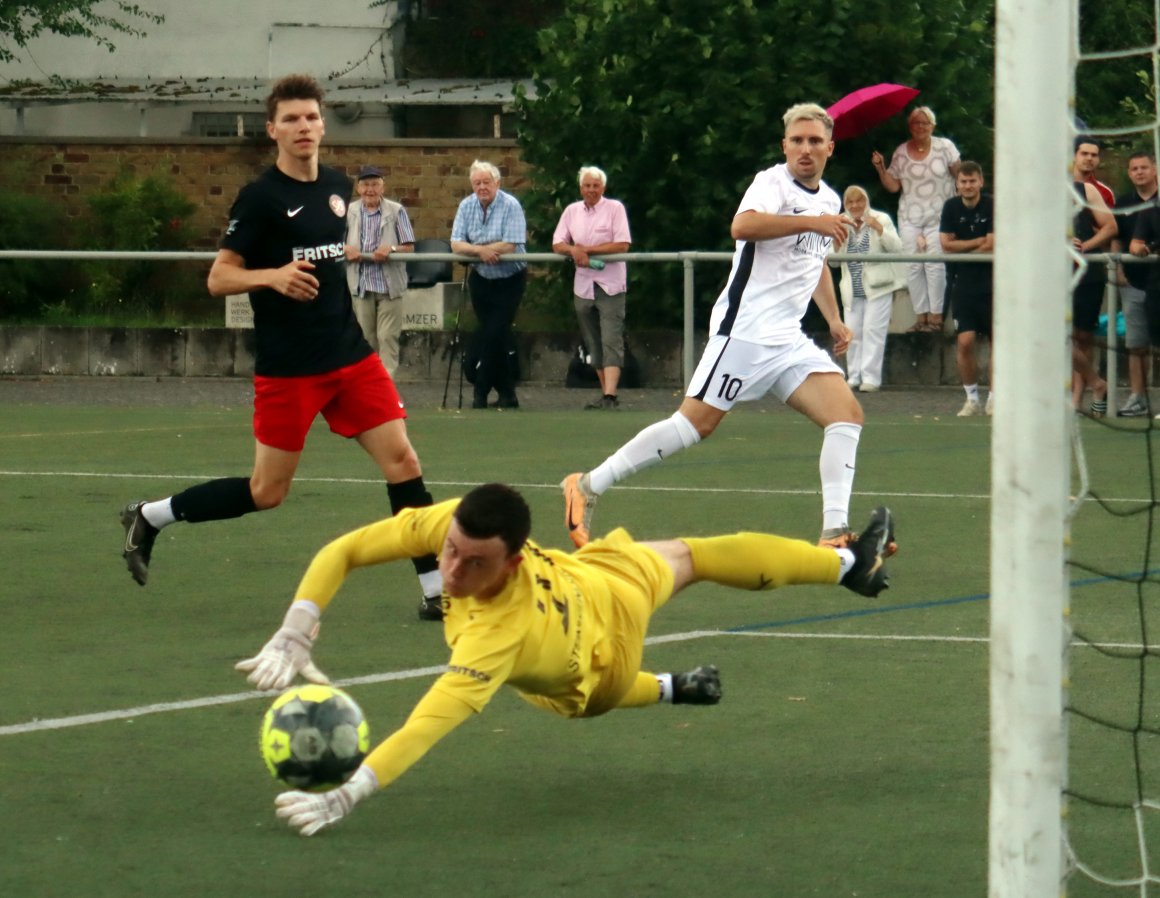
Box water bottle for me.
[589,258,606,270]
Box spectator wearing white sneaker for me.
[939,162,995,417]
[835,185,904,393]
[1113,152,1158,417]
[1072,139,1117,415]
[1129,193,1160,419]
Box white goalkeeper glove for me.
[274,765,378,836]
[235,600,330,691]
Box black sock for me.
[171,477,258,523]
[387,478,439,579]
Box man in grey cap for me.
[344,165,416,377]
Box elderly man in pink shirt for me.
[552,166,633,409]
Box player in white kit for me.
[563,103,889,555]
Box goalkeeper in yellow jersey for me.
[237,482,895,836]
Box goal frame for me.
[988,1,1073,895]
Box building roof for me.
[0,77,538,107]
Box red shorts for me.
[253,354,405,452]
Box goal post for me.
[988,0,1073,895]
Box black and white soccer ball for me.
[260,684,369,792]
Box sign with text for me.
[225,284,454,331]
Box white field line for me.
[2,629,1148,737]
[1,425,235,440]
[0,469,1152,505]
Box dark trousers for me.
[469,268,525,400]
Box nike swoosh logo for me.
[287,206,304,217]
[793,207,808,214]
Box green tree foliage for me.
[1076,0,1155,134]
[83,173,198,317]
[0,188,84,319]
[393,0,564,78]
[0,1,162,63]
[515,0,994,324]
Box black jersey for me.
[221,165,371,377]
[1116,189,1159,289]
[1133,205,1160,293]
[1073,181,1106,285]
[939,193,994,294]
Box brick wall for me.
[0,137,529,249]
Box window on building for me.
[396,106,516,139]
[190,112,267,138]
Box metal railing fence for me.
[0,248,1152,391]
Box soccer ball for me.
[260,684,370,791]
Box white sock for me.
[964,384,979,402]
[418,570,443,599]
[657,673,674,703]
[820,422,862,533]
[141,498,176,529]
[836,548,855,580]
[588,411,701,495]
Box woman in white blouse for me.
[836,185,905,392]
[871,106,960,333]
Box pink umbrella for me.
[827,83,920,141]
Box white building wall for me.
[0,1,409,137]
[0,1,398,82]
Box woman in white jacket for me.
[836,185,904,392]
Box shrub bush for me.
[82,172,201,319]
[0,190,87,320]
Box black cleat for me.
[672,664,722,705]
[418,595,445,622]
[840,506,894,598]
[120,501,158,586]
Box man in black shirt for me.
[1113,152,1158,416]
[1072,165,1118,416]
[119,74,445,621]
[939,162,995,416]
[1129,192,1160,418]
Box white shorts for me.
[686,332,843,411]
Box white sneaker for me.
[1118,394,1149,418]
[858,383,880,393]
[985,394,994,415]
[957,398,983,417]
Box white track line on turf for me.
[5,629,1148,737]
[1,425,235,440]
[0,665,449,736]
[0,470,1152,505]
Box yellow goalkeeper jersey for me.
[294,498,669,790]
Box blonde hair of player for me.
[782,102,835,137]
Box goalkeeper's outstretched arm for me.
[274,685,476,836]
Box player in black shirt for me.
[1072,177,1117,416]
[119,74,445,621]
[1114,153,1159,415]
[939,162,994,416]
[1130,199,1160,358]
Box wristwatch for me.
[390,245,398,252]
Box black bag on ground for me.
[565,341,642,388]
[463,331,521,385]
